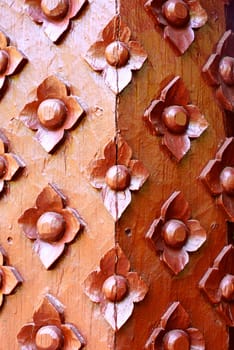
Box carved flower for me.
[84,15,147,94]
[146,191,207,274]
[144,0,207,55]
[0,246,22,308]
[0,31,26,91]
[202,30,234,111]
[200,137,234,221]
[88,136,149,221]
[19,75,85,153]
[145,301,205,350]
[84,245,148,331]
[18,184,84,269]
[199,245,234,326]
[144,76,208,161]
[17,293,86,349]
[25,0,87,42]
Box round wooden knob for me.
[41,0,69,19]
[163,329,190,350]
[105,41,129,68]
[37,212,66,242]
[162,0,190,27]
[0,50,9,75]
[35,325,63,350]
[219,56,234,86]
[220,274,234,301]
[220,167,234,196]
[37,99,67,130]
[102,275,128,302]
[162,220,188,249]
[105,165,131,191]
[0,156,6,178]
[162,106,189,134]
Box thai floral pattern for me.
[19,75,85,153]
[144,76,208,161]
[17,293,86,349]
[144,0,208,55]
[146,191,207,274]
[199,245,234,326]
[84,245,148,331]
[84,15,147,94]
[88,136,149,221]
[145,301,205,349]
[18,184,84,269]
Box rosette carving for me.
[144,76,208,161]
[19,76,85,153]
[199,245,234,326]
[25,0,87,42]
[144,0,207,55]
[200,137,234,221]
[84,245,148,331]
[18,184,84,269]
[202,30,234,112]
[145,301,205,350]
[17,293,86,349]
[88,136,149,221]
[146,191,207,274]
[0,246,22,308]
[84,15,147,94]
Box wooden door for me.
[0,1,233,349]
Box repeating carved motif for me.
[200,137,234,221]
[19,75,85,153]
[88,135,149,221]
[0,246,22,309]
[17,293,86,349]
[146,191,207,275]
[18,184,84,269]
[144,76,208,161]
[0,31,26,94]
[144,0,207,55]
[25,0,87,43]
[83,245,148,331]
[202,30,234,112]
[145,301,205,350]
[199,245,234,326]
[84,15,147,94]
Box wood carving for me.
[17,293,86,349]
[200,137,234,221]
[18,183,84,269]
[143,76,208,161]
[199,245,234,326]
[84,15,147,94]
[202,30,234,112]
[88,135,149,221]
[25,0,87,43]
[144,0,207,55]
[0,246,22,309]
[83,245,148,331]
[0,30,26,93]
[145,301,205,350]
[19,75,85,153]
[146,191,207,275]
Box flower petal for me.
[1,266,22,294]
[83,270,106,303]
[163,132,191,161]
[185,219,207,252]
[33,293,64,327]
[102,16,131,44]
[18,207,41,240]
[0,32,8,49]
[202,53,220,86]
[161,191,191,222]
[100,245,130,276]
[103,66,132,94]
[186,105,208,138]
[69,0,87,18]
[164,25,194,55]
[60,208,82,244]
[35,127,64,153]
[216,84,234,112]
[17,323,37,349]
[103,138,117,167]
[0,76,5,89]
[117,136,132,165]
[145,328,165,350]
[37,76,67,101]
[61,323,86,350]
[188,0,208,28]
[128,160,149,191]
[145,218,165,251]
[117,66,132,94]
[102,186,131,221]
[144,99,166,135]
[27,2,44,23]
[199,267,222,303]
[127,272,148,302]
[218,192,234,221]
[161,76,190,106]
[4,46,25,76]
[160,301,190,330]
[19,101,41,130]
[187,327,205,350]
[84,41,107,71]
[217,301,234,326]
[0,180,4,193]
[3,153,25,181]
[62,96,84,130]
[199,159,223,195]
[36,185,64,211]
[0,292,3,307]
[128,41,147,70]
[43,18,70,42]
[33,239,65,269]
[213,244,234,274]
[162,247,189,274]
[88,159,109,189]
